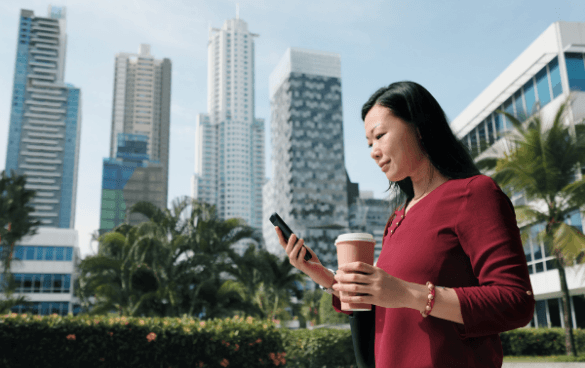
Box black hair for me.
[362,81,480,209]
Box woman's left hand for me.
[332,262,409,309]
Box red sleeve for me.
[453,175,535,338]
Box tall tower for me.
[192,18,265,230]
[98,45,171,232]
[263,48,348,268]
[4,6,82,229]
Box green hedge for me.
[501,328,585,356]
[2,313,584,367]
[281,328,355,368]
[0,313,286,368]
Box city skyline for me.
[1,0,584,257]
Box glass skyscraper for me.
[5,7,82,229]
[99,45,171,233]
[192,17,265,230]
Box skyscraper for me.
[192,17,265,230]
[4,6,81,229]
[3,6,82,317]
[98,45,171,232]
[263,48,349,269]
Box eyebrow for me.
[367,123,380,139]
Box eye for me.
[376,133,385,140]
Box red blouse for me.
[333,175,535,367]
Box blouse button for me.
[390,229,394,234]
[401,215,404,218]
[526,291,532,295]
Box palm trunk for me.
[557,257,578,356]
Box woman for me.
[275,81,535,367]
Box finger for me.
[285,234,298,255]
[338,293,373,304]
[332,282,368,294]
[337,262,374,274]
[291,237,305,261]
[335,271,370,284]
[274,227,286,247]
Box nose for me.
[370,142,380,161]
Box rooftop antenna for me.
[236,3,239,19]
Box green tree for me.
[77,226,158,316]
[0,170,39,314]
[476,98,585,356]
[319,291,350,325]
[78,197,260,318]
[301,289,323,326]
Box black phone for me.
[269,212,312,261]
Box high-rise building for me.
[4,7,82,229]
[192,18,264,230]
[98,45,171,232]
[263,48,350,269]
[3,6,81,317]
[451,21,585,329]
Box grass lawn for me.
[504,355,585,362]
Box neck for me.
[410,161,445,201]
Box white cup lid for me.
[335,233,375,245]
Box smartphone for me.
[269,212,312,261]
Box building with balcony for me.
[4,7,81,229]
[192,17,265,230]
[451,21,585,329]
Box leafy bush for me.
[319,292,349,325]
[0,313,286,368]
[281,328,355,368]
[501,328,585,356]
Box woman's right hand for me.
[274,226,322,275]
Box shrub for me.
[281,328,355,368]
[501,328,585,356]
[0,313,285,368]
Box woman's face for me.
[364,104,427,182]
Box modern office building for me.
[263,48,358,269]
[98,134,165,232]
[451,21,585,329]
[4,7,82,229]
[349,190,391,263]
[4,228,81,316]
[98,45,171,233]
[192,17,265,230]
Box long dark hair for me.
[362,81,480,210]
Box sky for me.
[0,0,583,258]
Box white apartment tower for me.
[192,17,264,230]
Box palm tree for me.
[129,197,258,318]
[476,97,585,356]
[258,251,305,321]
[301,289,323,326]
[77,226,158,315]
[226,244,269,317]
[0,170,39,314]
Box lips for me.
[379,161,390,171]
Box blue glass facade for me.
[11,245,73,261]
[10,302,73,316]
[566,53,585,92]
[5,10,81,229]
[59,87,81,228]
[5,14,32,173]
[461,56,568,158]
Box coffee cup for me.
[335,233,376,311]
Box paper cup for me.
[335,233,376,311]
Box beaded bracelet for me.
[421,281,435,318]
